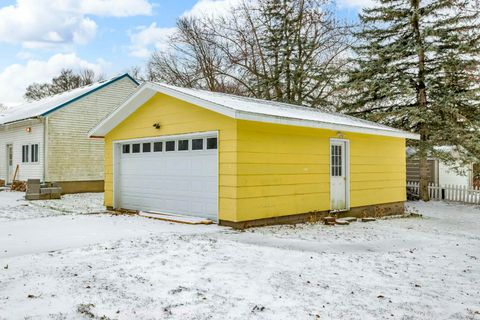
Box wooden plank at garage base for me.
[138,211,213,225]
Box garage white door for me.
[116,134,218,221]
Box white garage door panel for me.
[117,136,218,221]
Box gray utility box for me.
[26,179,62,200]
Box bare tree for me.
[79,68,104,85]
[24,68,104,101]
[147,17,237,93]
[125,65,146,82]
[24,83,54,101]
[147,0,351,108]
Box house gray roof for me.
[0,73,138,125]
[89,81,420,140]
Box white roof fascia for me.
[89,82,237,137]
[0,117,43,131]
[235,111,420,139]
[89,81,420,140]
[148,82,238,118]
[89,83,155,137]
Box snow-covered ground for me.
[0,192,105,221]
[0,191,479,320]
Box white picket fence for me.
[407,181,480,204]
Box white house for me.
[0,74,138,193]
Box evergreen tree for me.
[341,0,480,200]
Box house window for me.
[207,137,217,150]
[22,145,29,163]
[153,142,162,152]
[178,140,189,151]
[331,145,342,177]
[31,144,39,163]
[122,145,130,154]
[192,139,203,150]
[166,141,175,152]
[143,143,151,153]
[132,143,141,153]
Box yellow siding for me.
[103,93,238,221]
[104,94,406,222]
[234,120,406,221]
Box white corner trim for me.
[329,138,350,212]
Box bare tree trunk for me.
[411,0,429,201]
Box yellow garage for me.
[89,82,419,228]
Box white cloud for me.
[80,0,153,17]
[0,53,105,105]
[128,23,176,58]
[183,0,242,18]
[0,0,153,48]
[0,0,95,47]
[127,0,242,58]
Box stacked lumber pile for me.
[10,181,27,192]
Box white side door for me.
[6,144,13,184]
[330,139,349,211]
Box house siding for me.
[234,120,406,222]
[0,120,45,182]
[103,93,238,221]
[45,77,138,182]
[103,93,407,223]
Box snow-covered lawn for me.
[0,192,105,221]
[0,191,479,320]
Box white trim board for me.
[89,82,420,140]
[329,138,350,212]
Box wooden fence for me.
[407,181,480,204]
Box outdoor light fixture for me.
[25,127,31,133]
[152,123,161,129]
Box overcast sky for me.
[0,0,367,105]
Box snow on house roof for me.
[89,81,420,140]
[0,73,138,125]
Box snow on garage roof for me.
[89,81,420,140]
[0,74,138,125]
